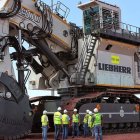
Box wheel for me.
[133,122,137,128]
[126,123,131,128]
[119,123,124,128]
[111,123,117,129]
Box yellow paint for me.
[111,55,120,64]
[9,3,70,51]
[51,34,70,50]
[10,18,70,50]
[10,19,18,26]
[52,13,70,27]
[21,6,70,27]
[96,84,140,89]
[102,38,137,49]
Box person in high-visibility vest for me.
[62,109,70,140]
[72,108,80,138]
[41,110,49,140]
[93,108,103,140]
[88,111,94,137]
[83,109,90,137]
[54,107,62,140]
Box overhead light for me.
[103,97,109,99]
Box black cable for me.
[69,24,82,60]
[0,0,21,18]
[36,1,53,36]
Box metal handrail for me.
[76,35,90,72]
[91,18,140,37]
[53,1,70,19]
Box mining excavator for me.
[0,0,140,139]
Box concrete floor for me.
[23,132,140,140]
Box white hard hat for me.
[89,111,93,115]
[57,107,62,111]
[86,109,90,113]
[43,110,47,115]
[94,108,98,113]
[73,108,77,112]
[64,109,68,113]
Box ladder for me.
[76,35,97,84]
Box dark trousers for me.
[54,124,61,140]
[72,123,79,137]
[62,124,68,139]
[42,126,48,140]
[83,123,88,137]
[94,125,102,140]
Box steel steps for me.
[76,35,97,84]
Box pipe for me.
[33,39,70,78]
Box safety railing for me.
[53,1,70,19]
[121,23,140,37]
[76,35,90,71]
[91,18,140,39]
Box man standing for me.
[88,111,94,137]
[72,108,80,138]
[62,109,70,140]
[41,110,49,140]
[93,108,102,140]
[83,109,90,137]
[54,107,62,140]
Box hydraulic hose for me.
[0,0,21,18]
[33,38,70,78]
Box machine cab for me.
[77,0,140,87]
[78,0,121,34]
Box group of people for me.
[83,108,103,140]
[41,106,102,140]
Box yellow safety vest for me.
[94,113,102,126]
[41,114,48,126]
[62,114,69,124]
[83,113,89,124]
[72,114,79,123]
[88,115,94,128]
[54,111,62,125]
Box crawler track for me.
[62,89,140,134]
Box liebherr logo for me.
[18,7,41,23]
[98,63,131,74]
